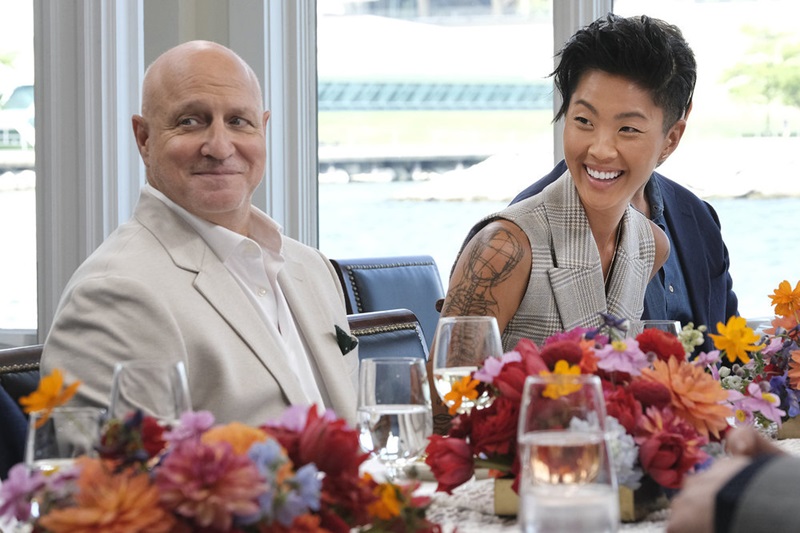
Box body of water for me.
[319,181,800,322]
[1,177,796,333]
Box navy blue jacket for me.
[510,161,738,354]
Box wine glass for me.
[109,360,191,427]
[25,406,106,474]
[357,357,432,481]
[431,315,503,414]
[628,319,681,338]
[517,373,619,532]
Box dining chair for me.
[347,308,429,361]
[0,343,42,408]
[331,255,445,350]
[0,343,41,479]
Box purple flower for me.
[737,383,786,424]
[0,464,46,522]
[769,374,800,418]
[595,338,649,376]
[276,463,321,525]
[473,351,522,384]
[163,410,215,444]
[267,404,337,433]
[693,350,721,369]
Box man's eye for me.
[179,117,199,126]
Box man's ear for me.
[132,115,150,161]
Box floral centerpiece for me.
[713,279,800,431]
[425,279,800,511]
[0,374,441,533]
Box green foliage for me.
[722,26,800,111]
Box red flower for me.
[636,329,685,362]
[492,361,530,402]
[628,380,672,410]
[513,338,548,376]
[635,406,709,489]
[602,382,643,434]
[470,395,519,457]
[141,416,167,458]
[424,435,475,494]
[539,340,584,370]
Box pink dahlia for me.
[155,439,265,531]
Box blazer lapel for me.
[278,258,350,411]
[135,190,308,406]
[543,176,608,330]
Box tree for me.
[721,26,800,134]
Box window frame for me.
[27,0,610,342]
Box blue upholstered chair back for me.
[331,256,445,350]
[347,308,428,361]
[0,344,42,479]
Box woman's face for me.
[563,69,683,216]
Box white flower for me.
[604,416,642,490]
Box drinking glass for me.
[357,357,432,481]
[25,406,106,474]
[431,315,503,413]
[627,319,681,338]
[518,374,619,533]
[109,360,191,427]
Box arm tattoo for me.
[442,227,524,318]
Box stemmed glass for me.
[518,374,619,532]
[25,406,106,474]
[108,360,191,428]
[627,319,682,338]
[357,357,433,481]
[431,315,503,414]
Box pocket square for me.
[335,324,358,355]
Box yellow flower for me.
[367,481,402,520]
[769,280,800,318]
[709,316,762,364]
[541,360,582,399]
[19,369,81,428]
[444,375,479,415]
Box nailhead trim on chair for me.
[345,260,436,314]
[350,322,427,347]
[0,362,39,374]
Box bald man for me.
[42,41,358,425]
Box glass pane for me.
[0,0,36,341]
[318,0,554,287]
[614,0,800,319]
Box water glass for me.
[431,315,503,413]
[109,360,191,427]
[357,357,432,481]
[25,406,106,474]
[518,374,618,533]
[628,319,681,338]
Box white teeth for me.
[586,167,622,180]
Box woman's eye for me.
[574,116,590,126]
[620,126,642,134]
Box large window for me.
[317,0,555,285]
[614,0,800,318]
[0,0,35,345]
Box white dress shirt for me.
[145,185,329,409]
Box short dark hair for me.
[552,13,696,132]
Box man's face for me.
[133,46,269,233]
[563,69,682,216]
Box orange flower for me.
[201,421,269,455]
[367,481,402,520]
[19,369,81,428]
[709,316,761,364]
[38,457,176,533]
[578,339,599,374]
[640,357,732,439]
[444,375,479,415]
[769,280,800,318]
[788,350,800,390]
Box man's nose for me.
[200,122,235,160]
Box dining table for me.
[405,437,800,533]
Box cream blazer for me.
[42,189,359,425]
